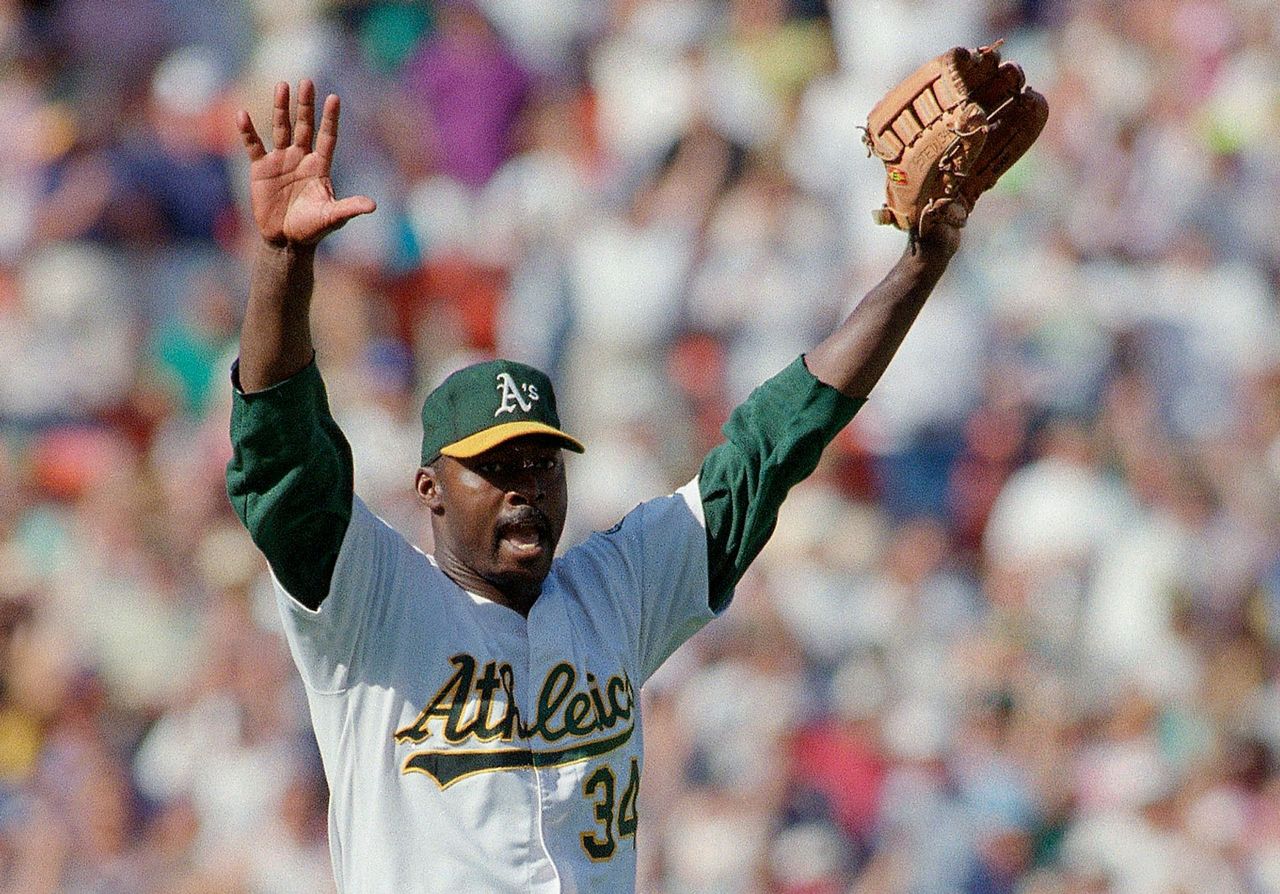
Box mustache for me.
[496,506,552,540]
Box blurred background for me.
[1,0,1279,891]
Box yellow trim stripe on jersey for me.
[402,724,634,789]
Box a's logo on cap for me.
[494,372,540,417]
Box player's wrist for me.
[901,236,956,273]
[258,239,317,265]
[915,234,960,264]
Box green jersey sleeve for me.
[698,355,865,611]
[225,358,354,609]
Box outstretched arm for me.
[228,80,375,611]
[697,210,967,610]
[237,79,375,391]
[806,205,965,398]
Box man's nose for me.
[506,467,545,503]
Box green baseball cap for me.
[420,359,585,465]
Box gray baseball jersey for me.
[227,356,862,893]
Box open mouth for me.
[501,523,544,554]
[496,512,550,558]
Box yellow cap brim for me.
[439,421,586,459]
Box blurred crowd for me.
[1,0,1279,891]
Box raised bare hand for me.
[238,80,376,247]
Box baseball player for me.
[227,79,968,892]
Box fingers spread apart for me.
[243,80,328,160]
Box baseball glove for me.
[863,40,1049,234]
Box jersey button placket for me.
[522,601,561,893]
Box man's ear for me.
[415,465,445,514]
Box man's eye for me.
[479,456,555,475]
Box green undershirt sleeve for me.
[225,358,354,610]
[698,355,865,612]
